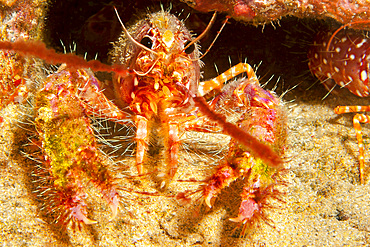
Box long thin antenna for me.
[183,12,217,51]
[193,16,230,61]
[114,7,159,56]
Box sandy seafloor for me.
[2,64,370,247]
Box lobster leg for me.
[334,105,370,184]
[33,69,120,228]
[195,77,286,236]
[198,62,259,96]
[135,115,149,174]
[167,122,180,179]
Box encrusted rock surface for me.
[182,0,370,25]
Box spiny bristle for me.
[236,180,286,238]
[180,131,229,163]
[175,188,205,206]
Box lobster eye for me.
[140,37,153,49]
[184,41,195,54]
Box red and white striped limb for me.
[198,63,258,96]
[334,105,370,184]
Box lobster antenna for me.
[114,7,159,56]
[198,16,229,60]
[186,15,230,62]
[183,12,217,51]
